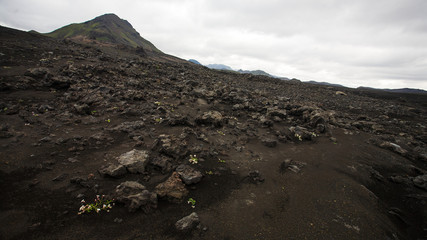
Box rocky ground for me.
[0,25,426,240]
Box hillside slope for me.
[1,25,427,240]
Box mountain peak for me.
[45,13,161,52]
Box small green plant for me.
[154,101,162,106]
[218,158,226,163]
[311,132,317,137]
[205,170,213,175]
[294,133,302,141]
[155,117,163,123]
[217,130,225,136]
[90,110,97,115]
[105,119,111,123]
[187,198,196,208]
[189,154,198,164]
[78,195,114,215]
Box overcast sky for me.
[1,0,426,90]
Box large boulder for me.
[153,134,188,159]
[413,174,427,191]
[118,149,150,173]
[176,164,203,185]
[195,111,224,127]
[98,163,127,178]
[154,172,188,202]
[175,212,200,232]
[115,181,157,212]
[109,121,145,133]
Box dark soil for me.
[1,25,426,240]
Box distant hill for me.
[306,81,346,88]
[45,13,161,53]
[237,69,273,77]
[188,59,202,65]
[358,87,427,94]
[206,64,233,71]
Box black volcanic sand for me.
[1,26,426,240]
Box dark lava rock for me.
[413,175,427,190]
[52,173,67,182]
[154,134,188,159]
[115,181,157,213]
[98,163,127,178]
[247,170,264,184]
[154,172,188,202]
[289,126,314,141]
[73,104,90,115]
[379,142,408,155]
[151,156,173,174]
[195,111,224,127]
[279,159,292,173]
[261,137,277,148]
[109,121,145,133]
[25,67,50,79]
[176,164,203,185]
[117,149,150,174]
[267,108,287,119]
[175,212,200,232]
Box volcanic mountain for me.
[45,13,161,53]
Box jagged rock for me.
[151,156,173,174]
[117,149,150,174]
[98,163,127,178]
[379,142,408,155]
[280,159,306,174]
[175,212,200,232]
[413,175,427,191]
[279,159,292,173]
[89,132,114,144]
[289,126,314,141]
[154,172,188,202]
[176,164,203,185]
[167,114,193,126]
[259,115,273,127]
[115,181,157,212]
[261,137,277,148]
[247,170,264,184]
[37,105,54,113]
[25,67,50,79]
[73,104,90,115]
[109,121,145,133]
[267,108,287,119]
[154,134,188,158]
[195,111,224,127]
[308,110,335,133]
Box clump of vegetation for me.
[187,198,196,208]
[218,158,226,163]
[217,130,225,136]
[78,195,114,215]
[189,154,198,164]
